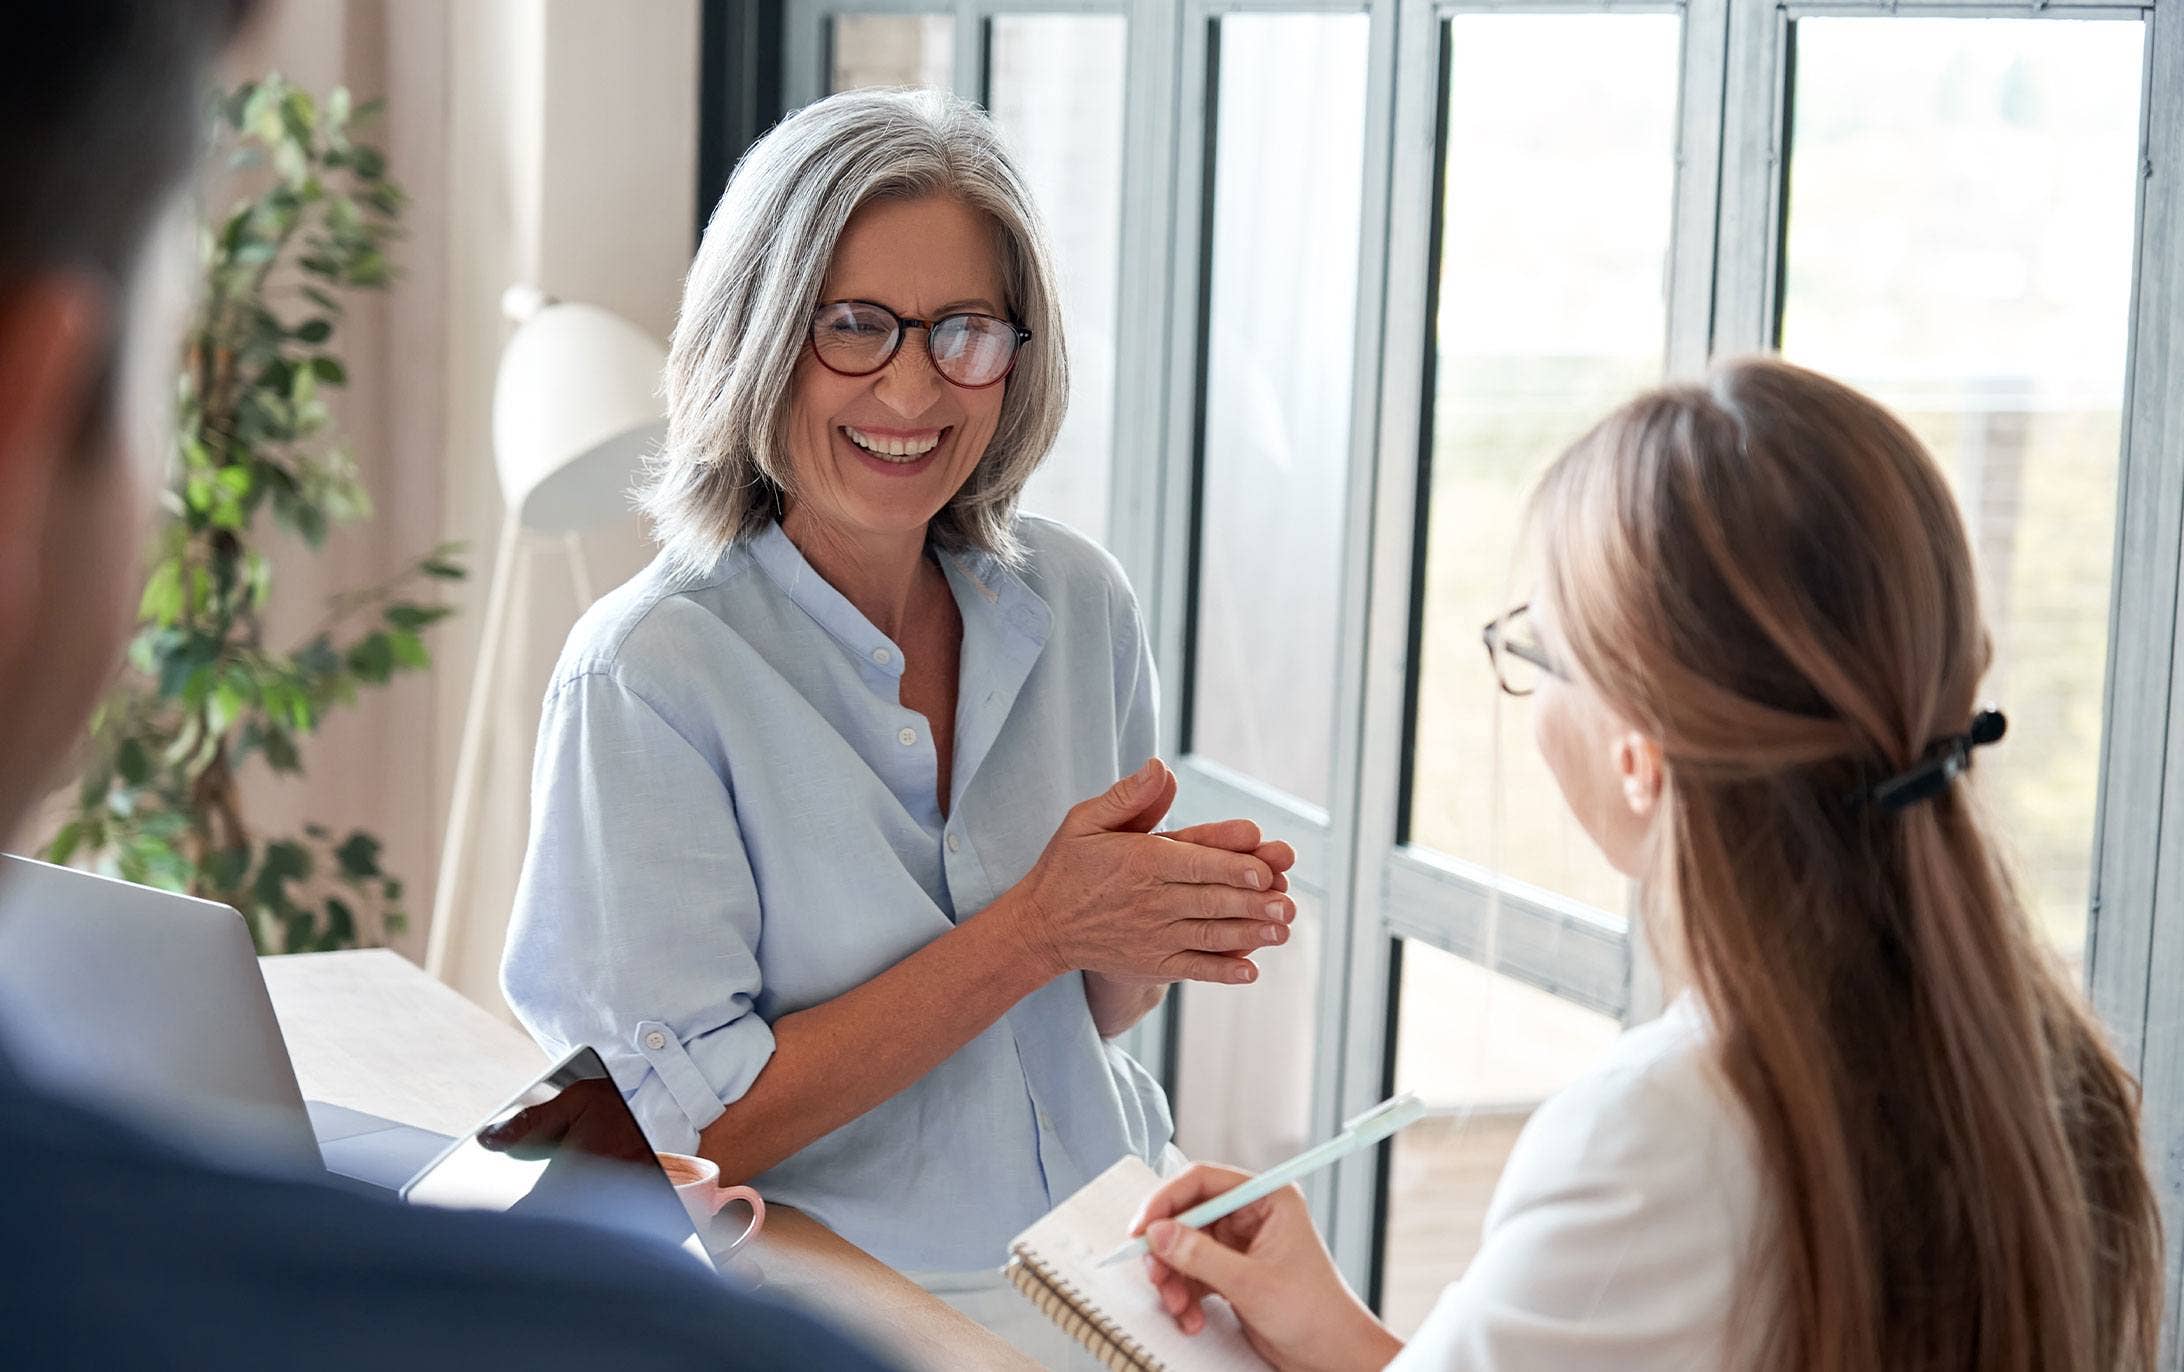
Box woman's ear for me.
[1613,730,1665,821]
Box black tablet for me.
[401,1045,710,1270]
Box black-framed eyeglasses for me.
[808,299,1032,390]
[1481,602,1566,697]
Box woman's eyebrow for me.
[834,294,1005,317]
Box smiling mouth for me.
[842,425,947,462]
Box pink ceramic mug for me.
[656,1151,766,1256]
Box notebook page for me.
[1011,1156,1274,1372]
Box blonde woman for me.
[502,89,1295,1357]
[1129,359,2161,1370]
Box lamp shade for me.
[490,299,669,534]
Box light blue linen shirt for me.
[501,516,1174,1272]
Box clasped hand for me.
[1005,758,1298,988]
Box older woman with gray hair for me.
[500,88,1296,1354]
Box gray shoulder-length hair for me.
[639,88,1068,574]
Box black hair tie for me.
[1865,708,2009,812]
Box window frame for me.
[1149,0,1400,1218]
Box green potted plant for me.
[45,76,462,954]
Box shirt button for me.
[898,727,917,746]
[871,647,892,666]
[946,833,961,854]
[644,1030,668,1051]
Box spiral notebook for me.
[1003,1156,1274,1372]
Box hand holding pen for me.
[1119,1095,1423,1366]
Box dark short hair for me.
[0,1,259,289]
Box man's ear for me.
[0,276,110,650]
[1613,729,1666,821]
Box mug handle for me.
[706,1183,766,1252]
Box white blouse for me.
[1391,997,1769,1370]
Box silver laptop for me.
[0,853,447,1186]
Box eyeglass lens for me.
[1485,607,1546,696]
[812,301,1022,387]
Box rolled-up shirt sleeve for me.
[501,667,774,1155]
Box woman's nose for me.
[871,329,947,417]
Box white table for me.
[261,949,1035,1372]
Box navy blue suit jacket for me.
[0,1050,902,1370]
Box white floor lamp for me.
[424,287,669,983]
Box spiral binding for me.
[1005,1248,1164,1372]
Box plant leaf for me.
[203,845,251,894]
[139,561,184,625]
[387,629,428,670]
[385,603,451,631]
[334,832,381,880]
[346,632,394,683]
[322,896,356,948]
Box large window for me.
[1776,17,2146,959]
[1378,9,1684,1319]
[766,0,2184,1341]
[1186,12,1370,811]
[1171,7,1373,1172]
[828,13,953,89]
[985,15,1129,545]
[1407,11,1681,916]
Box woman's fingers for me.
[1112,769,1181,835]
[1152,841,1277,892]
[1130,1162,1259,1233]
[1064,760,1174,835]
[1179,916,1287,954]
[1158,824,1297,878]
[1146,1219,1260,1310]
[1165,951,1258,985]
[1144,1255,1213,1331]
[1160,819,1262,852]
[1187,882,1293,928]
[1100,768,1180,836]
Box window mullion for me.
[2094,4,2184,1356]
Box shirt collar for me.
[747,521,1051,674]
[936,544,1052,654]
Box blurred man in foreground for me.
[0,5,898,1367]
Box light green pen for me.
[1095,1091,1427,1269]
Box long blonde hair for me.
[1530,358,2160,1369]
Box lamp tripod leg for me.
[564,531,596,609]
[425,512,523,981]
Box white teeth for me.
[844,426,942,460]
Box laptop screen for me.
[401,1046,710,1269]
